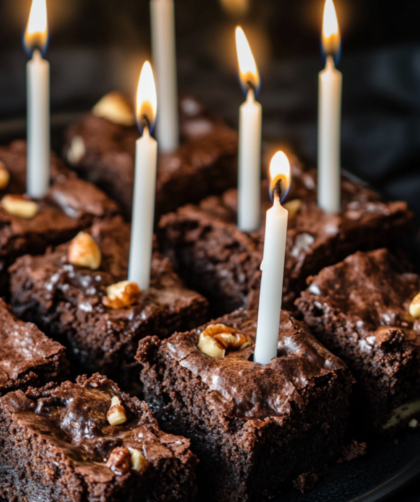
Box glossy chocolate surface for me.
[164,309,347,420]
[2,374,193,483]
[159,161,412,310]
[20,217,205,319]
[0,141,119,261]
[302,249,420,343]
[0,299,65,389]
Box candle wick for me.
[246,81,255,93]
[140,114,151,132]
[272,183,282,203]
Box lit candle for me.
[128,62,158,290]
[254,152,291,365]
[236,27,262,232]
[24,0,50,199]
[151,0,179,153]
[318,0,342,214]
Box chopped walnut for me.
[0,162,10,189]
[92,92,135,126]
[197,324,252,358]
[106,447,131,475]
[1,195,38,219]
[128,448,149,472]
[102,281,141,309]
[67,136,86,166]
[284,199,302,219]
[107,396,127,426]
[68,232,102,270]
[409,293,420,319]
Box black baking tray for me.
[0,116,419,502]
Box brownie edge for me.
[0,373,198,502]
[296,249,420,433]
[136,309,353,502]
[0,298,68,394]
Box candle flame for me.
[322,0,340,56]
[269,151,291,202]
[235,26,260,93]
[136,61,157,131]
[24,0,48,54]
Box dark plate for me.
[0,118,419,502]
[279,430,420,502]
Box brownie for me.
[0,298,68,394]
[296,249,420,433]
[64,94,238,220]
[0,140,119,296]
[9,216,209,389]
[136,309,353,502]
[0,373,197,501]
[157,162,412,316]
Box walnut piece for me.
[1,195,38,219]
[409,293,420,319]
[107,396,127,426]
[0,162,10,189]
[197,324,252,358]
[284,199,302,219]
[128,448,149,472]
[68,232,102,270]
[67,136,86,166]
[102,281,141,309]
[92,92,135,126]
[106,447,131,475]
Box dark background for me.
[0,0,420,500]
[1,0,420,219]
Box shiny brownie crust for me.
[157,165,413,316]
[9,217,208,388]
[0,140,119,296]
[296,249,420,433]
[0,374,197,502]
[136,309,353,502]
[0,298,68,395]
[64,96,238,220]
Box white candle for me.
[236,27,262,232]
[129,128,158,290]
[128,62,158,290]
[238,89,262,232]
[254,152,290,365]
[25,0,50,199]
[151,0,179,153]
[318,0,342,214]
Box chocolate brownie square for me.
[0,298,68,394]
[0,373,197,501]
[9,216,208,389]
[158,162,412,316]
[0,140,119,296]
[64,93,238,220]
[136,309,353,502]
[296,249,420,433]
